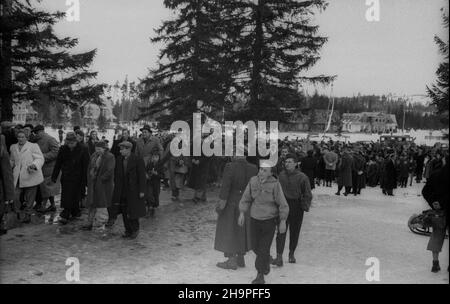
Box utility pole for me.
[402,98,407,134]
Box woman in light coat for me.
[10,130,44,223]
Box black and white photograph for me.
[0,0,448,287]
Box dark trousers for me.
[250,217,277,275]
[35,188,55,207]
[325,169,334,185]
[16,186,38,220]
[60,205,80,219]
[120,202,139,234]
[399,177,408,188]
[35,187,42,207]
[415,168,423,182]
[275,199,304,255]
[147,178,160,208]
[352,172,361,194]
[224,252,245,258]
[171,188,179,198]
[337,185,351,194]
[107,206,117,221]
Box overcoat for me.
[336,152,353,187]
[397,158,409,178]
[86,151,115,208]
[214,158,258,254]
[300,156,317,188]
[366,161,380,187]
[135,136,163,159]
[10,141,44,188]
[34,132,60,198]
[187,155,211,190]
[316,154,326,179]
[51,143,89,209]
[0,135,15,215]
[111,154,147,219]
[381,158,397,190]
[352,153,366,189]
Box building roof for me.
[342,112,398,125]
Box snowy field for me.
[0,181,448,284]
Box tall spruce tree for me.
[0,0,104,121]
[426,9,449,125]
[222,0,334,121]
[139,0,235,127]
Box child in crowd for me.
[144,149,164,217]
[238,160,289,284]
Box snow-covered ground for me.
[0,182,448,284]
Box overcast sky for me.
[39,0,449,97]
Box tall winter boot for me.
[217,256,238,270]
[288,251,296,263]
[252,273,265,284]
[236,255,245,268]
[431,260,441,273]
[270,253,283,267]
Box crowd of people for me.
[0,121,231,238]
[212,135,448,283]
[274,137,448,197]
[0,120,448,283]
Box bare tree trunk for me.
[0,0,13,121]
[250,0,263,113]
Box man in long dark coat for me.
[336,148,353,196]
[0,133,15,235]
[351,151,366,195]
[414,148,425,183]
[1,121,18,152]
[52,132,89,224]
[366,158,379,187]
[111,141,146,239]
[300,150,317,190]
[214,154,258,270]
[381,151,397,196]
